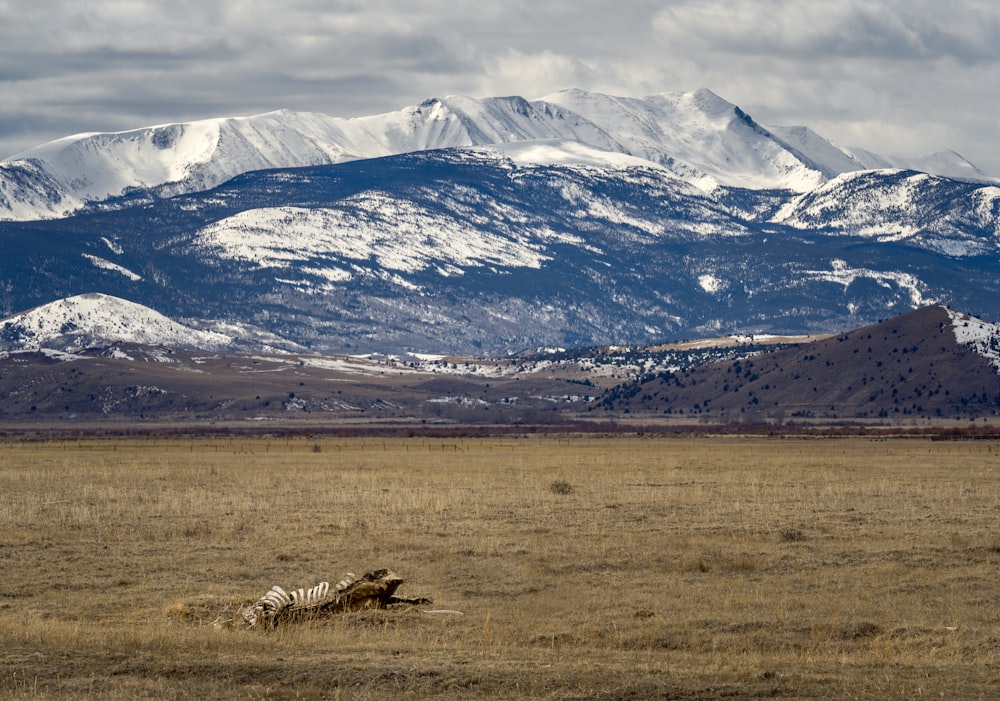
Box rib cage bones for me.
[243,573,357,628]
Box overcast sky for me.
[2,0,999,175]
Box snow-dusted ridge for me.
[0,293,233,352]
[0,293,312,355]
[770,169,1000,255]
[2,88,992,221]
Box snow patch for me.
[81,254,142,281]
[698,274,722,294]
[101,237,124,255]
[948,308,1000,373]
[481,140,664,170]
[801,260,933,308]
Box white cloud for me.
[479,50,594,98]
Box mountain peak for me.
[688,87,736,114]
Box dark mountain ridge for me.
[599,306,1000,422]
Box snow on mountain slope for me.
[0,158,85,220]
[0,293,233,352]
[0,93,618,222]
[540,88,828,191]
[949,308,1000,373]
[799,259,932,309]
[2,140,1000,356]
[8,87,991,222]
[482,139,666,170]
[761,126,990,184]
[192,189,580,279]
[1,111,355,220]
[765,125,870,178]
[443,95,622,151]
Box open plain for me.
[1,434,999,699]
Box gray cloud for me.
[1,0,998,175]
[653,1,1000,63]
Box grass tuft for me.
[549,479,573,495]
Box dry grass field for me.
[1,434,999,699]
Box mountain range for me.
[0,88,998,361]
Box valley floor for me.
[2,435,999,699]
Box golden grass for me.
[1,435,999,699]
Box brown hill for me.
[598,305,1000,422]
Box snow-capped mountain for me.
[539,88,827,191]
[0,87,998,357]
[1,88,992,221]
[1,142,998,356]
[765,126,987,182]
